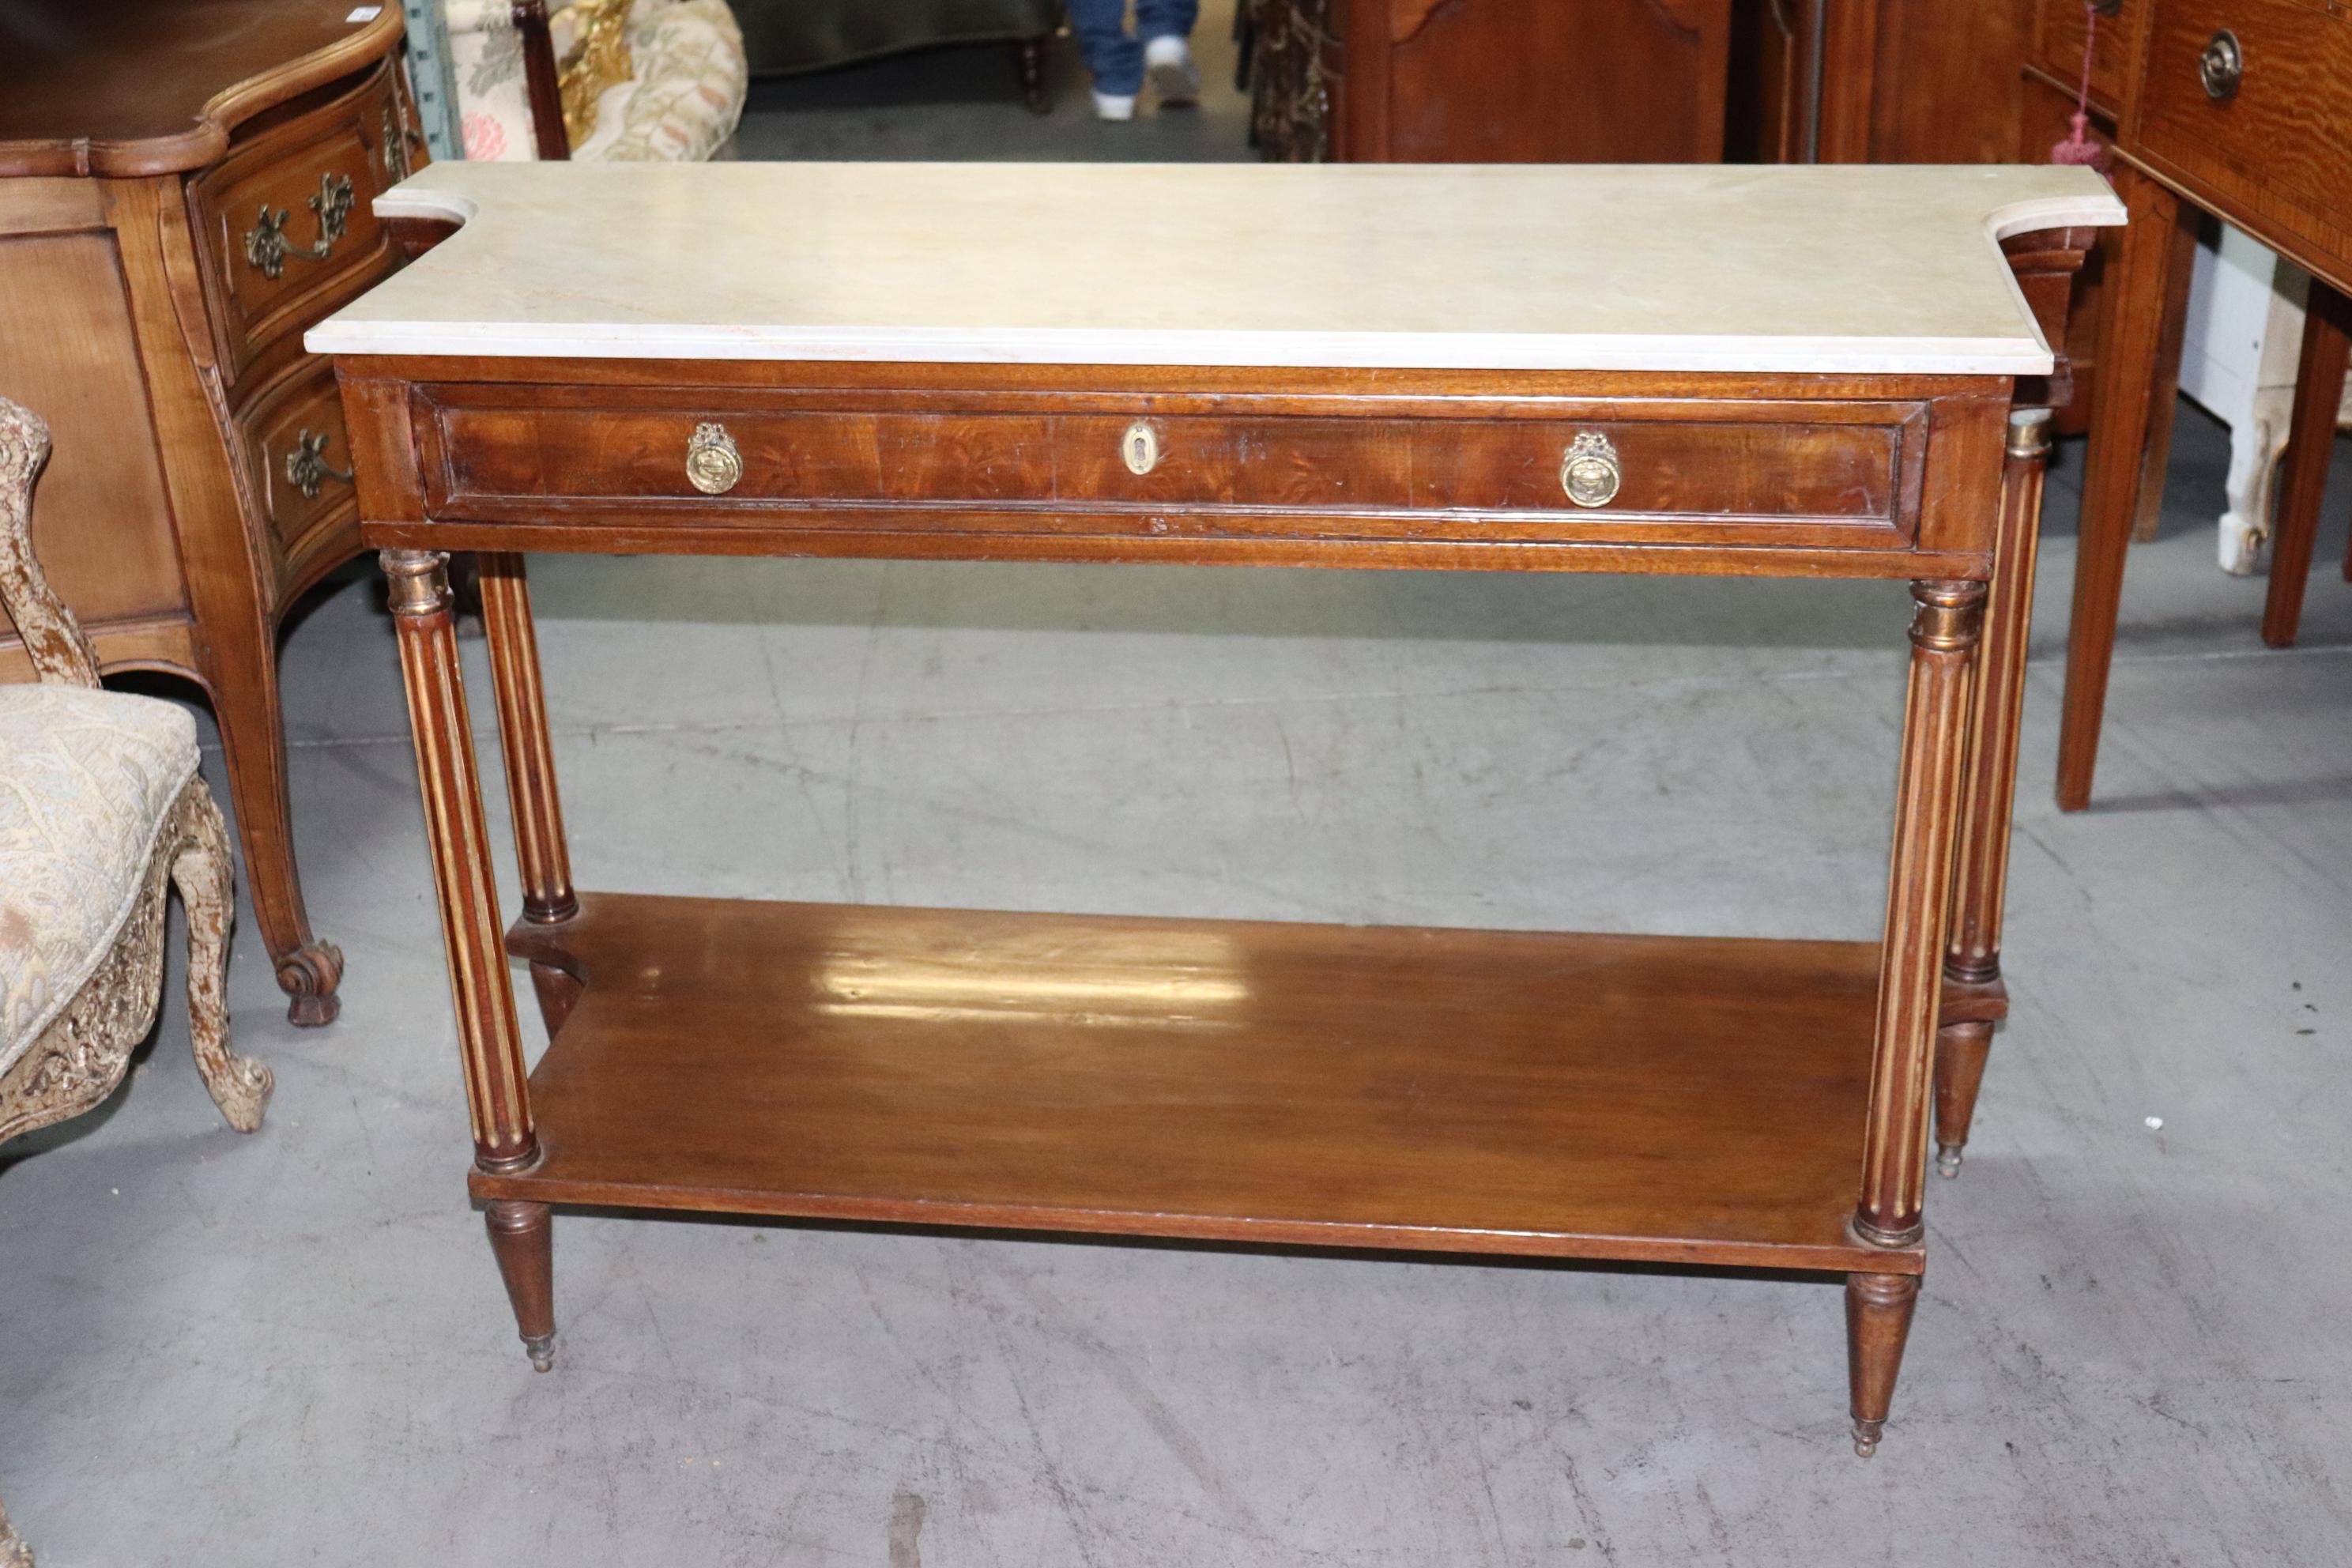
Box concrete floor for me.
[7,21,2352,1568]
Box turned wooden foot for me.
[275,940,345,1027]
[1015,35,1051,114]
[1933,1020,1994,1178]
[484,1200,556,1371]
[1846,1272,1920,1458]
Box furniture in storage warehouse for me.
[0,0,426,1024]
[2037,0,2352,807]
[311,160,2121,1453]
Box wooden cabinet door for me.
[1345,0,1732,162]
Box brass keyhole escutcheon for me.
[1561,432,1621,508]
[1122,420,1161,476]
[2199,28,2242,100]
[685,422,742,495]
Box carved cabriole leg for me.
[168,782,273,1132]
[383,548,556,1367]
[0,782,270,1143]
[485,1199,557,1372]
[1846,1272,1920,1459]
[1935,409,2053,1178]
[1856,580,1984,1251]
[477,552,577,925]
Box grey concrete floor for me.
[8,24,2352,1568]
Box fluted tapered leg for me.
[384,548,552,1370]
[1856,581,1984,1249]
[1846,1272,1920,1458]
[485,1199,556,1371]
[1936,409,2052,1177]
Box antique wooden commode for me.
[311,161,2120,1455]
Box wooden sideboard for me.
[1250,0,1732,163]
[2046,0,2352,807]
[0,0,424,1022]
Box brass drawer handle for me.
[284,428,352,499]
[686,422,743,495]
[1561,432,1621,507]
[242,172,356,281]
[2199,28,2242,100]
[1121,420,1161,475]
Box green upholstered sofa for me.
[735,0,1061,108]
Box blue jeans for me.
[1066,0,1198,96]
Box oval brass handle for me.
[242,172,356,280]
[1121,420,1161,476]
[1560,432,1621,508]
[283,428,352,499]
[2199,28,2242,100]
[685,422,743,495]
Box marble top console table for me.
[312,160,2121,1454]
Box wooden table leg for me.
[382,547,556,1369]
[2260,281,2352,648]
[1935,409,2053,1178]
[2056,164,2198,812]
[1846,1272,1920,1459]
[477,551,584,1035]
[1848,579,1981,1454]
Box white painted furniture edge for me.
[309,161,2124,373]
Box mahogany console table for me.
[313,161,2120,1454]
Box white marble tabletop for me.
[307,161,2123,375]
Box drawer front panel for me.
[242,361,360,575]
[420,397,1924,552]
[190,62,409,388]
[2034,0,2133,113]
[2136,0,2352,230]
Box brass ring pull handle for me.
[685,422,743,495]
[2199,28,2242,100]
[242,173,356,280]
[1560,432,1622,507]
[284,429,353,499]
[1121,420,1162,475]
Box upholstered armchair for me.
[446,0,749,161]
[0,398,274,1566]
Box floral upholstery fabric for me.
[0,684,199,1073]
[446,0,747,162]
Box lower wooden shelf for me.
[483,892,1917,1276]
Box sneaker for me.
[1092,89,1136,122]
[1144,36,1200,107]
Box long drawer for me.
[2134,0,2352,265]
[411,389,1932,555]
[188,59,412,392]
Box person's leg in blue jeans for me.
[1067,0,1200,119]
[1138,0,1201,106]
[1066,0,1144,110]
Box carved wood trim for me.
[0,780,271,1145]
